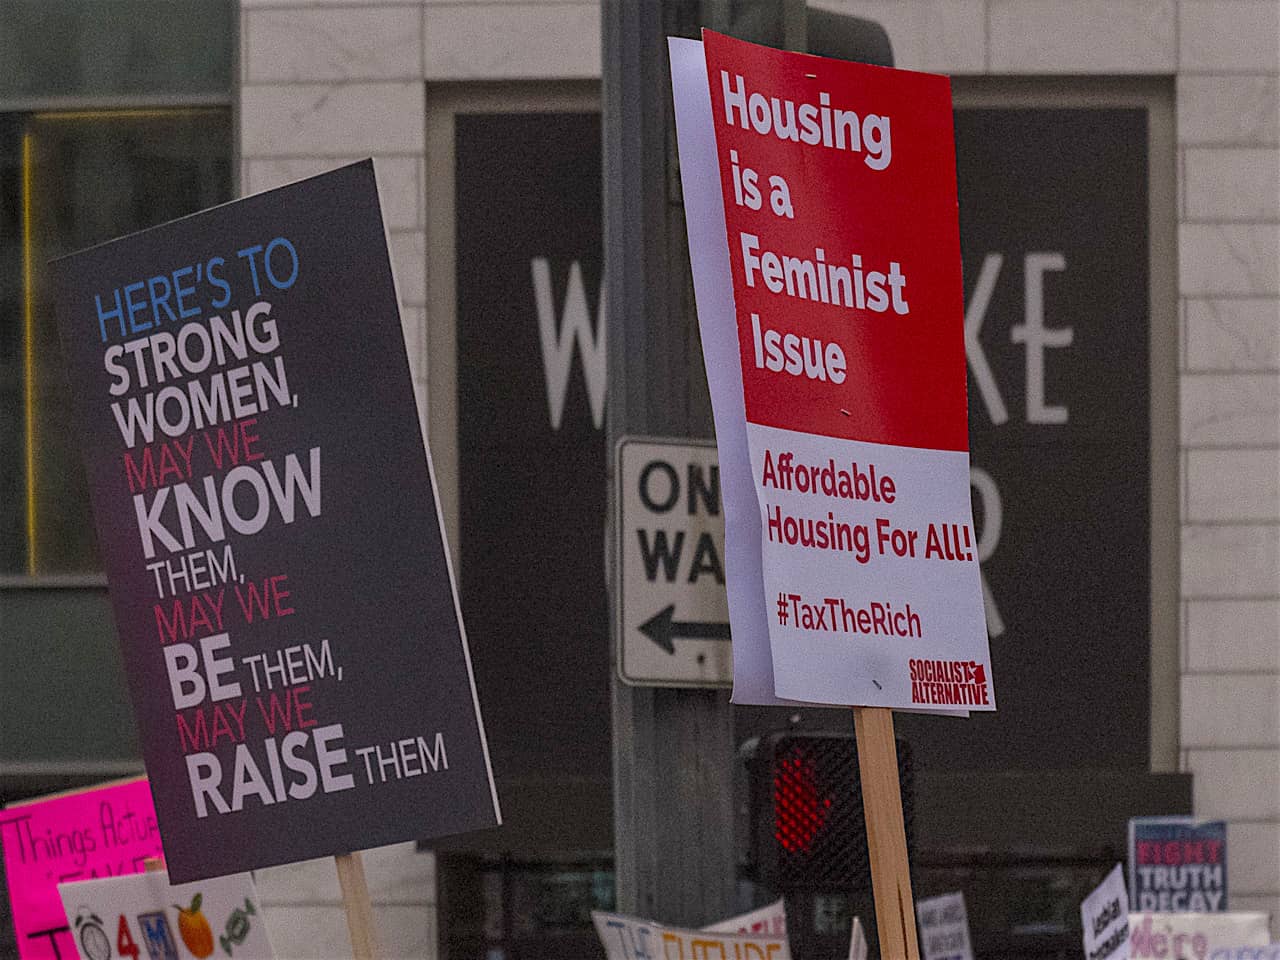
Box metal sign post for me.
[603,0,811,927]
[603,2,735,927]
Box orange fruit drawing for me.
[175,894,215,958]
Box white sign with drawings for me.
[615,438,730,687]
[917,892,974,960]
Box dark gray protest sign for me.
[53,161,500,882]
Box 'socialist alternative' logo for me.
[909,658,990,707]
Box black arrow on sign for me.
[639,604,731,654]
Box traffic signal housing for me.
[742,730,915,891]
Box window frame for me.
[0,21,239,589]
[426,78,1179,775]
[424,81,600,562]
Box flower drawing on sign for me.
[72,908,111,960]
[219,899,257,956]
[175,894,215,958]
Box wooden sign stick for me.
[335,852,380,960]
[852,706,920,960]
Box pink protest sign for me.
[1,778,162,960]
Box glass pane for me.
[0,118,21,570]
[0,1,233,100]
[0,109,232,573]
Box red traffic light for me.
[744,731,913,890]
[773,744,834,853]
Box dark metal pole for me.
[602,0,735,926]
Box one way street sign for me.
[615,437,731,687]
[639,605,731,653]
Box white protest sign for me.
[917,892,974,960]
[1129,913,1272,959]
[704,899,787,937]
[848,917,867,960]
[59,869,274,960]
[594,910,790,959]
[1083,864,1132,960]
[668,35,788,705]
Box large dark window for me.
[0,2,235,798]
[0,0,233,576]
[0,110,232,573]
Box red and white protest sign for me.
[674,30,994,710]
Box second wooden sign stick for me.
[854,705,920,960]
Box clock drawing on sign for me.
[73,908,111,960]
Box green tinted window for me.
[0,110,232,573]
[0,1,233,100]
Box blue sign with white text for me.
[1129,817,1227,912]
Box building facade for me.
[2,1,1277,957]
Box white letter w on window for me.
[531,257,607,430]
